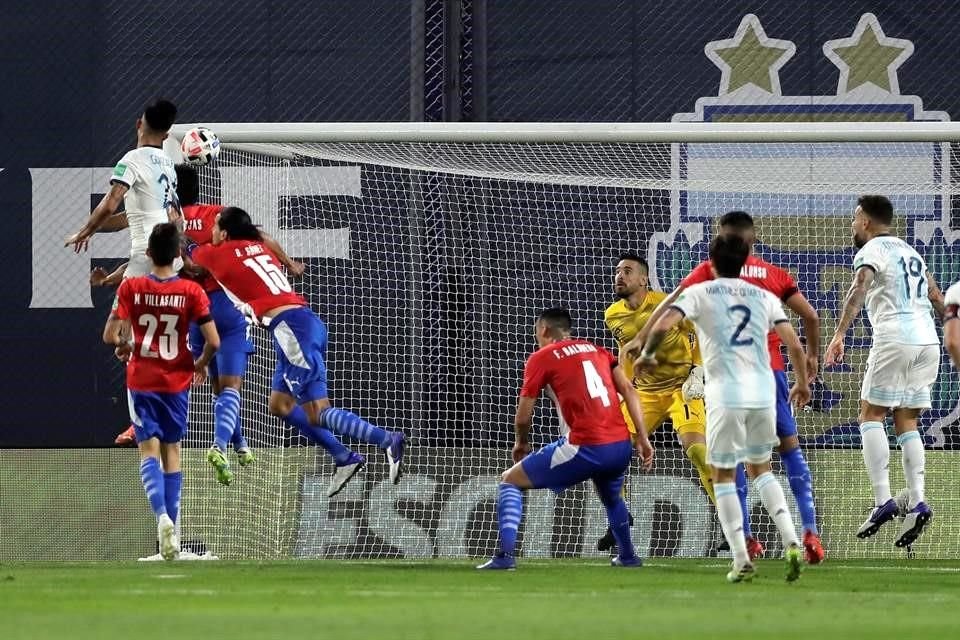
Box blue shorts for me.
[774,369,797,438]
[127,390,188,444]
[268,306,329,403]
[189,290,254,379]
[522,437,633,494]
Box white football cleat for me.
[157,514,179,561]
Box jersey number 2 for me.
[582,361,611,407]
[728,305,754,347]
[138,314,179,360]
[243,255,293,295]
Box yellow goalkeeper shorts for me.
[621,389,705,436]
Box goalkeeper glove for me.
[681,365,705,401]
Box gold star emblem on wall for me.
[823,13,913,95]
[705,14,796,96]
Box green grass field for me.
[1,559,958,639]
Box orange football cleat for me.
[745,535,765,561]
[115,424,137,447]
[803,530,825,564]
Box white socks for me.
[755,472,799,548]
[897,430,925,509]
[715,482,748,565]
[860,421,892,505]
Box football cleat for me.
[157,514,178,561]
[236,448,256,468]
[115,425,137,447]
[895,502,933,548]
[856,498,899,539]
[386,432,405,485]
[597,512,635,553]
[206,446,234,486]
[802,530,825,564]
[784,544,803,582]
[610,555,643,568]
[746,536,765,560]
[327,452,365,497]
[476,553,516,570]
[726,561,756,583]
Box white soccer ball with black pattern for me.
[180,127,221,166]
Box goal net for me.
[174,123,960,561]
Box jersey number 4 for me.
[582,360,611,407]
[243,255,293,295]
[138,313,179,360]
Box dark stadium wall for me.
[2,1,960,446]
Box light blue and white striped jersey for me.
[671,278,788,409]
[852,236,938,346]
[110,146,177,255]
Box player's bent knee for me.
[501,463,533,489]
[778,435,800,453]
[268,392,297,417]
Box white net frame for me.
[171,122,960,561]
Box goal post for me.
[171,122,960,560]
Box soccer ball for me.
[180,127,221,165]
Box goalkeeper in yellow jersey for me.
[596,253,712,551]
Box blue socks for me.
[285,406,353,464]
[139,457,167,518]
[735,464,752,538]
[163,471,182,525]
[213,387,241,452]
[321,407,392,449]
[782,447,818,534]
[496,483,523,555]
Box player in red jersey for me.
[477,308,654,570]
[103,222,219,561]
[188,206,405,494]
[622,211,825,564]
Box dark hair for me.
[538,307,572,334]
[148,222,181,267]
[617,253,648,271]
[718,210,755,232]
[709,233,750,278]
[175,163,199,206]
[217,206,262,241]
[858,195,894,225]
[143,98,177,132]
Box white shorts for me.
[124,253,184,279]
[706,405,777,469]
[861,342,939,409]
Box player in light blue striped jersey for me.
[825,195,945,549]
[638,234,810,582]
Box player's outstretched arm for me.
[194,318,220,373]
[91,262,128,288]
[512,396,536,463]
[785,292,820,383]
[262,232,305,277]
[621,285,685,361]
[65,183,129,251]
[612,367,654,470]
[775,320,811,408]
[637,307,685,371]
[926,270,946,318]
[825,266,874,366]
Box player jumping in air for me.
[65,98,182,447]
[825,195,944,548]
[623,211,825,564]
[188,206,403,492]
[103,222,219,561]
[599,253,712,552]
[640,234,810,582]
[477,307,655,570]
